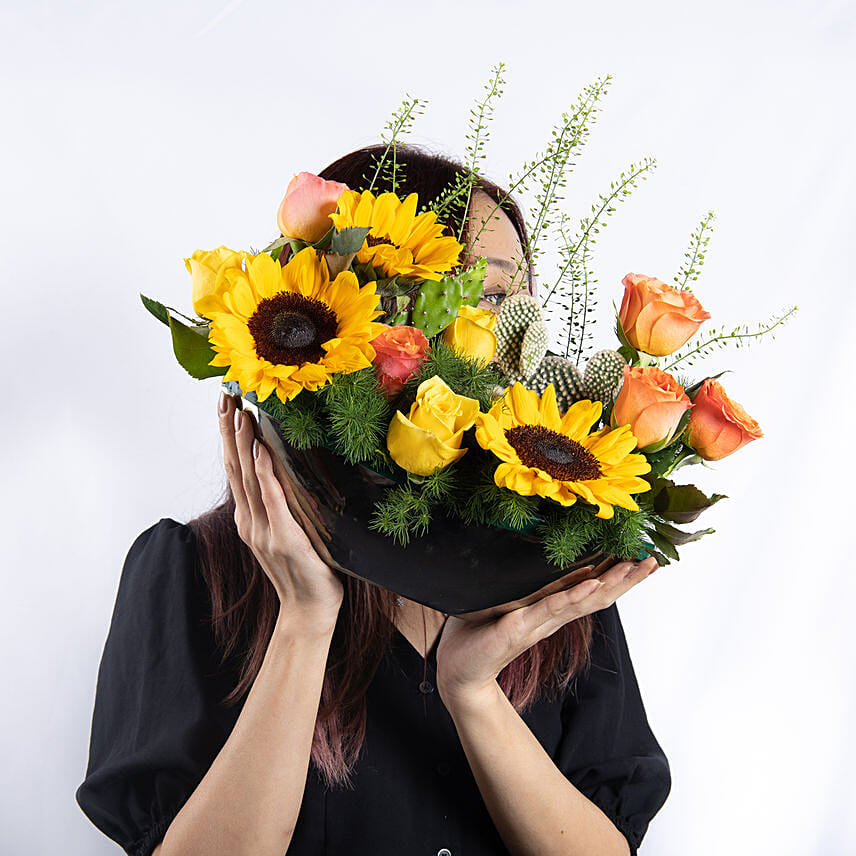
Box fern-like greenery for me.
[369,483,433,546]
[663,305,798,371]
[364,94,427,195]
[675,211,715,291]
[401,339,503,411]
[457,459,540,530]
[319,368,391,463]
[590,506,650,560]
[542,157,657,364]
[259,390,325,450]
[537,506,600,568]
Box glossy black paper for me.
[256,409,618,614]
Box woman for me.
[76,146,670,856]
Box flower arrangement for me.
[143,65,796,571]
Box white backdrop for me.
[2,0,854,854]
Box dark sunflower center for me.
[247,292,339,367]
[366,234,393,248]
[505,424,603,482]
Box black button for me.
[436,761,451,776]
[418,680,434,694]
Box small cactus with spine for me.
[528,355,586,412]
[412,278,464,337]
[583,349,627,406]
[494,293,548,383]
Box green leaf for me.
[330,226,370,255]
[141,293,170,326]
[311,225,335,251]
[645,527,680,560]
[653,519,715,546]
[652,481,727,523]
[167,316,227,380]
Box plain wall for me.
[1,0,853,853]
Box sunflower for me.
[328,189,462,281]
[474,382,652,519]
[207,247,386,403]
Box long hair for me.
[188,144,593,788]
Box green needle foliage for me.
[401,340,503,411]
[458,460,540,530]
[260,390,325,450]
[320,368,391,464]
[369,483,433,546]
[537,506,600,568]
[590,506,651,560]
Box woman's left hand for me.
[436,556,659,708]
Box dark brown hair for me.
[189,144,592,788]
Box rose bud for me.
[611,365,693,451]
[686,378,763,460]
[441,305,498,365]
[276,172,349,244]
[386,375,480,475]
[619,273,711,356]
[370,324,431,398]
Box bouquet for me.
[142,67,795,610]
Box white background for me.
[2,0,853,854]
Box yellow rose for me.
[386,375,480,475]
[441,304,498,364]
[184,246,245,319]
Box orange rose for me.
[276,172,349,243]
[611,365,692,451]
[619,273,711,356]
[686,378,763,460]
[370,325,431,398]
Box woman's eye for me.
[483,291,506,306]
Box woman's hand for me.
[218,391,344,630]
[436,556,658,708]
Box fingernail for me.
[234,409,243,432]
[218,391,229,415]
[253,439,260,459]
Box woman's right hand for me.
[218,390,344,631]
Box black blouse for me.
[76,518,670,856]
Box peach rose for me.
[686,378,763,460]
[611,365,692,451]
[276,172,349,243]
[619,273,711,356]
[370,324,431,398]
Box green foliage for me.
[543,157,657,365]
[364,94,427,195]
[320,368,390,464]
[590,506,651,560]
[402,339,503,411]
[663,305,799,371]
[258,390,325,450]
[457,460,540,530]
[675,211,715,291]
[537,506,600,568]
[369,483,433,546]
[168,315,226,380]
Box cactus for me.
[583,349,627,406]
[528,356,586,412]
[458,257,487,307]
[495,294,545,382]
[520,321,550,378]
[412,278,464,337]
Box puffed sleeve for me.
[555,603,671,854]
[76,518,239,856]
